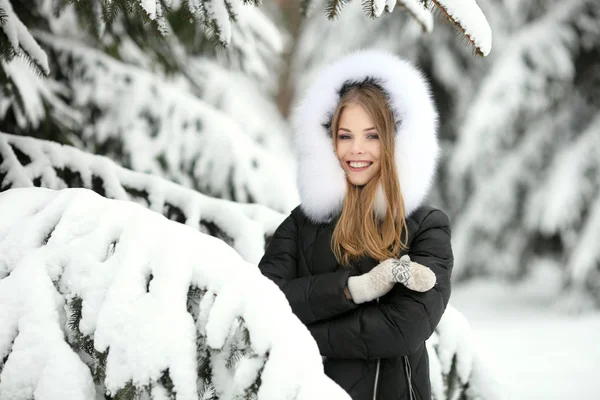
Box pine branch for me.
[226,345,244,369]
[101,0,121,26]
[0,0,49,76]
[65,296,109,385]
[242,325,251,346]
[158,369,176,399]
[199,0,231,48]
[72,0,102,40]
[428,0,492,57]
[325,0,348,20]
[0,5,7,25]
[14,52,48,78]
[242,355,265,400]
[223,0,238,23]
[362,0,377,19]
[0,133,284,263]
[0,56,53,128]
[0,33,17,66]
[112,381,136,400]
[67,296,84,334]
[199,379,216,400]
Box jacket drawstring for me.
[403,355,416,400]
[372,358,381,400]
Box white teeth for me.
[349,162,371,168]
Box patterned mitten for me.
[347,255,436,304]
[388,255,436,293]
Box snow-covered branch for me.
[429,0,492,56]
[0,185,499,400]
[321,0,491,55]
[450,0,592,179]
[451,110,564,279]
[397,0,434,32]
[446,1,600,305]
[0,187,349,400]
[0,0,49,74]
[429,306,501,400]
[0,132,286,264]
[189,59,294,157]
[528,115,600,237]
[216,2,285,88]
[527,114,600,298]
[33,33,298,214]
[0,57,79,130]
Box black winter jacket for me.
[258,205,453,400]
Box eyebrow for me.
[337,127,377,132]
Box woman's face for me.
[335,103,382,186]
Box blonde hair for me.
[330,82,408,267]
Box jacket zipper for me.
[372,298,381,400]
[403,355,416,400]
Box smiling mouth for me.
[346,161,373,172]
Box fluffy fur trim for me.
[291,49,440,223]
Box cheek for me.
[335,142,346,159]
[371,143,382,162]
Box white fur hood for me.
[291,49,440,224]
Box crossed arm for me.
[258,208,453,359]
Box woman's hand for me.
[346,255,436,304]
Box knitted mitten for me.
[390,255,437,293]
[347,255,436,304]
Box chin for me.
[347,176,373,186]
[349,181,366,187]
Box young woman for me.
[258,50,453,400]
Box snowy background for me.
[1,0,599,399]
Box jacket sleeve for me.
[258,208,359,325]
[307,209,453,359]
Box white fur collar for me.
[291,49,439,224]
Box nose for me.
[350,137,365,154]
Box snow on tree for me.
[46,0,269,49]
[190,59,294,161]
[308,0,491,55]
[2,33,298,213]
[1,0,295,213]
[428,306,501,400]
[427,0,492,56]
[0,186,352,400]
[0,185,501,400]
[396,0,435,32]
[0,132,286,264]
[526,113,600,308]
[0,0,49,75]
[448,0,600,306]
[0,57,77,132]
